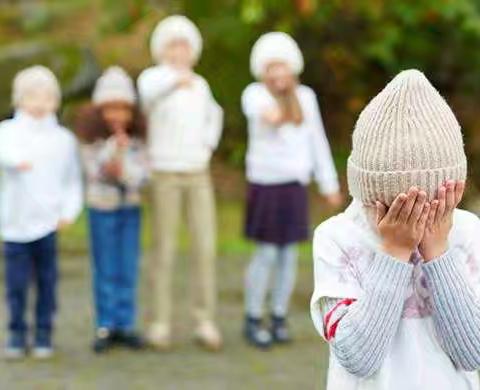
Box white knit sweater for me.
[0,111,83,242]
[242,82,339,194]
[137,65,223,172]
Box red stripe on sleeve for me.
[324,298,356,341]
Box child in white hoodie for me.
[137,15,223,351]
[0,66,82,360]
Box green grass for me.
[59,197,316,259]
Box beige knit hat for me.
[92,66,136,105]
[12,65,61,108]
[347,69,467,206]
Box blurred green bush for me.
[1,0,480,187]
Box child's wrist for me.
[422,243,448,263]
[381,242,412,262]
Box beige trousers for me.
[149,170,217,328]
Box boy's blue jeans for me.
[4,232,58,335]
[88,207,141,331]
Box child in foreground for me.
[76,66,149,353]
[242,32,341,349]
[0,66,83,360]
[311,69,480,389]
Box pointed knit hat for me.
[92,66,136,105]
[347,69,467,206]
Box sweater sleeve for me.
[0,122,22,170]
[60,135,83,222]
[304,88,340,195]
[241,83,264,121]
[202,79,223,150]
[137,66,178,113]
[305,87,340,195]
[422,250,480,371]
[320,253,413,378]
[119,140,150,189]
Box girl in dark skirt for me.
[242,32,342,349]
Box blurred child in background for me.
[76,67,148,354]
[0,65,83,360]
[241,32,342,349]
[311,70,480,390]
[137,15,223,351]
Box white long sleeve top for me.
[0,111,83,242]
[137,65,223,172]
[241,82,339,194]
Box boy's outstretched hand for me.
[376,187,430,262]
[419,180,465,262]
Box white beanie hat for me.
[347,69,467,206]
[92,66,136,105]
[150,15,203,64]
[250,32,304,79]
[12,65,61,107]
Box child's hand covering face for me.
[376,187,430,262]
[419,180,465,261]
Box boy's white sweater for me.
[137,65,223,172]
[241,82,339,194]
[0,111,83,242]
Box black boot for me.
[243,316,272,350]
[92,328,115,354]
[271,315,292,344]
[114,330,145,350]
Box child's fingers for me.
[417,202,430,228]
[445,180,456,212]
[386,193,407,221]
[376,201,387,225]
[427,200,439,229]
[398,187,419,223]
[407,191,427,225]
[435,186,446,223]
[454,180,465,206]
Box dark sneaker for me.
[271,315,292,344]
[32,329,54,360]
[244,316,272,350]
[114,330,145,350]
[92,328,115,354]
[4,332,27,360]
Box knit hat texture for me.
[12,65,61,107]
[347,69,467,206]
[92,66,136,105]
[250,32,304,79]
[150,15,202,64]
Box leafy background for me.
[2,0,480,171]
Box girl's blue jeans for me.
[88,206,141,331]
